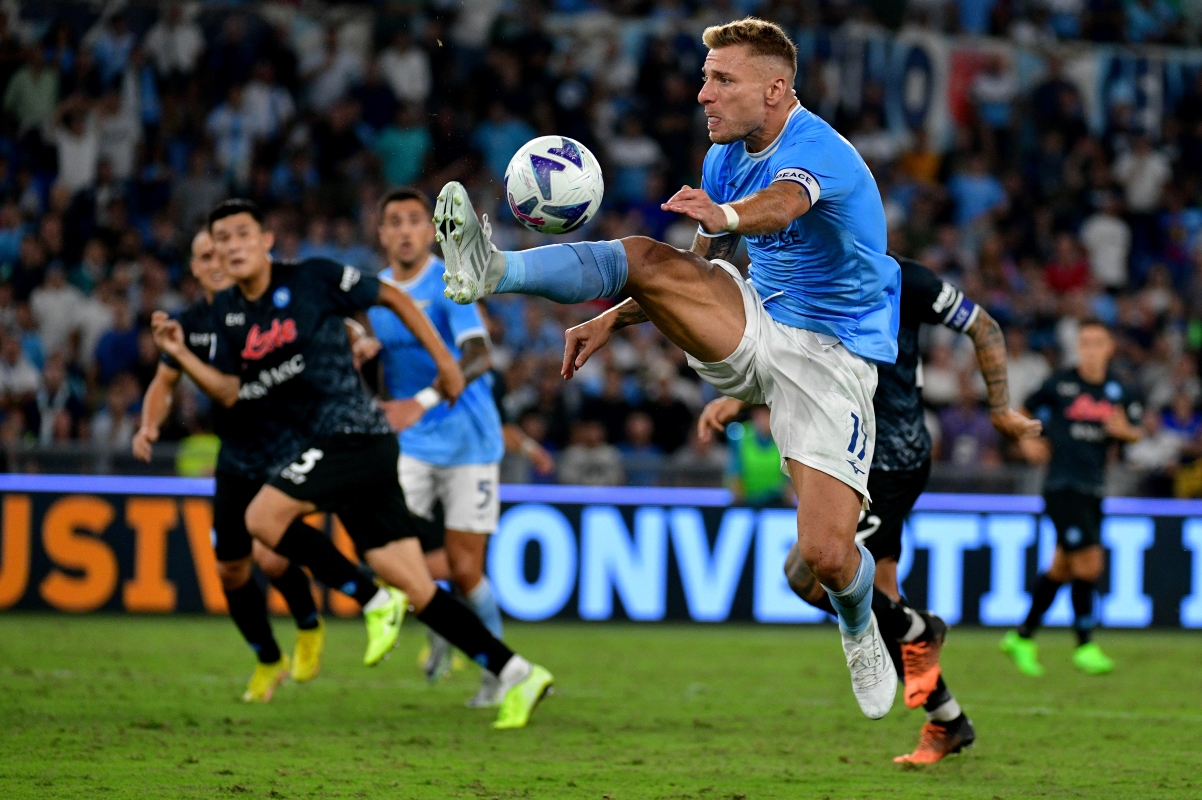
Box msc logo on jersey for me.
[280,448,324,484]
[273,287,291,308]
[242,318,298,360]
[340,266,361,292]
[225,312,245,326]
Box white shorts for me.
[398,455,501,534]
[686,260,878,500]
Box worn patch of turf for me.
[0,615,1199,799]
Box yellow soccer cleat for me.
[493,663,553,730]
[292,618,325,683]
[242,655,290,703]
[364,587,407,666]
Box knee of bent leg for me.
[253,539,290,580]
[783,542,826,605]
[796,539,849,589]
[217,557,253,591]
[622,236,691,281]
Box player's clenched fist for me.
[150,311,185,356]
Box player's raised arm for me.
[150,311,241,408]
[133,361,181,461]
[377,278,465,402]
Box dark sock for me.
[1017,574,1062,639]
[416,588,515,677]
[273,520,378,606]
[224,579,282,664]
[1071,579,1095,646]
[809,592,836,616]
[871,590,914,642]
[924,676,952,713]
[270,564,320,630]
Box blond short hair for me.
[702,18,798,76]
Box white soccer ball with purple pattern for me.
[503,136,604,235]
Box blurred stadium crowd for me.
[0,0,1201,495]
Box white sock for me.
[498,654,531,686]
[901,608,927,643]
[362,587,391,613]
[926,697,962,723]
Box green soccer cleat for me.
[1000,630,1044,677]
[1073,642,1114,675]
[492,663,554,730]
[363,587,407,667]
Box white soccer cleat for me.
[434,181,505,305]
[841,611,897,719]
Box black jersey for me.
[162,298,302,480]
[211,257,392,446]
[1024,368,1143,496]
[873,255,980,471]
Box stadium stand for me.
[0,1,1200,494]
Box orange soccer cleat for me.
[899,612,947,709]
[893,716,975,765]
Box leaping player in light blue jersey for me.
[434,18,901,719]
[365,188,508,709]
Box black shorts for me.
[268,433,420,554]
[212,471,263,562]
[857,459,931,562]
[1043,489,1103,552]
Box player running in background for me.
[698,254,1041,762]
[439,18,902,718]
[365,187,509,707]
[133,229,324,703]
[154,200,553,729]
[1002,320,1142,677]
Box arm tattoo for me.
[611,298,649,330]
[691,231,740,262]
[968,309,1010,414]
[458,336,493,384]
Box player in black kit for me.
[134,228,325,702]
[694,254,1040,762]
[1001,319,1142,678]
[153,200,553,729]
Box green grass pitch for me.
[1,615,1199,799]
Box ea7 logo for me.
[340,266,360,292]
[280,448,324,484]
[225,313,245,326]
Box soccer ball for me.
[504,136,604,235]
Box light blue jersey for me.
[368,258,504,467]
[700,104,900,363]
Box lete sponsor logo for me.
[241,319,298,360]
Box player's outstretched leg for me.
[255,541,325,683]
[363,537,553,730]
[217,557,290,703]
[254,512,406,667]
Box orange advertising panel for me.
[0,476,364,616]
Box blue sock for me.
[824,544,875,637]
[465,577,504,640]
[495,241,628,303]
